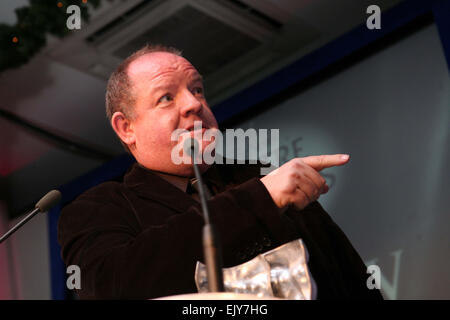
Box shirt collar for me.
[153,171,189,192]
[132,162,223,193]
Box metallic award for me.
[195,238,317,300]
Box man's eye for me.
[193,87,204,96]
[158,94,173,104]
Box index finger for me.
[300,154,350,171]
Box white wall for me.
[2,210,51,299]
[236,23,450,299]
[0,203,16,299]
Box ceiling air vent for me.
[86,0,281,74]
[44,0,303,100]
[112,5,262,76]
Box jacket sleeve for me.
[57,178,298,299]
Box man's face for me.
[125,52,219,176]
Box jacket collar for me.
[123,163,195,213]
[122,160,264,213]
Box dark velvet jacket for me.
[57,162,383,300]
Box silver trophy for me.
[195,238,317,300]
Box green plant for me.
[0,0,101,72]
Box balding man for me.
[57,44,383,300]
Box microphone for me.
[184,138,224,292]
[0,190,62,244]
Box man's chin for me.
[177,162,211,178]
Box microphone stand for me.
[0,190,61,244]
[0,208,41,244]
[190,144,225,292]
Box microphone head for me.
[35,190,62,212]
[183,137,200,158]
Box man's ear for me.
[111,111,136,147]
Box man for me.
[58,44,383,300]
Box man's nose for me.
[179,89,202,117]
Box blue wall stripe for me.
[48,204,65,300]
[432,0,450,71]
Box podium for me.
[155,292,281,300]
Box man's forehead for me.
[127,52,198,79]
